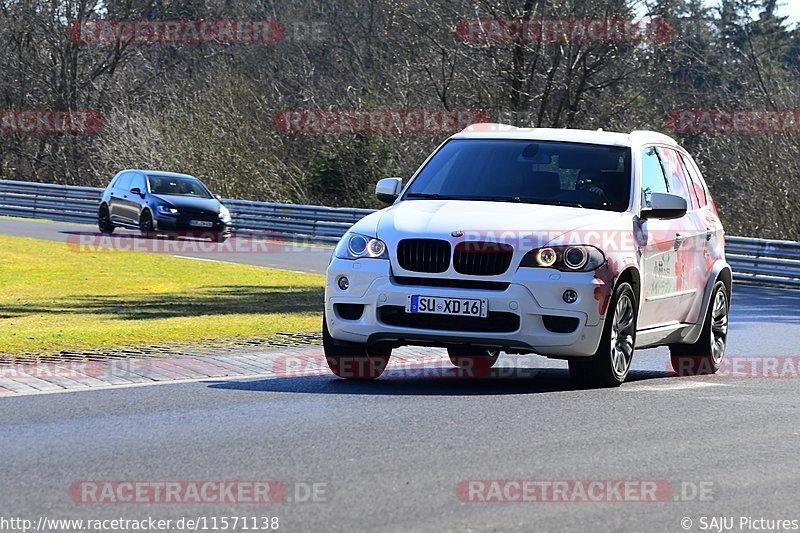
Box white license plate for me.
[189,220,214,227]
[406,295,488,318]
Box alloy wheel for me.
[609,294,635,378]
[710,289,728,363]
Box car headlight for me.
[156,205,178,215]
[520,245,605,272]
[218,206,231,222]
[334,233,389,260]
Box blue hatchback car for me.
[98,170,231,242]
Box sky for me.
[774,0,800,25]
[635,1,800,26]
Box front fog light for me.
[563,289,578,304]
[337,276,350,291]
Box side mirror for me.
[375,177,402,204]
[130,187,143,197]
[641,192,687,220]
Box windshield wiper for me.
[404,193,584,208]
[409,195,512,202]
[517,198,584,208]
[405,192,444,199]
[458,196,513,202]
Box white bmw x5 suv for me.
[324,125,732,386]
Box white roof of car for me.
[452,124,678,148]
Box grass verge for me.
[0,234,324,355]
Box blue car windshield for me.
[147,175,213,198]
[403,139,632,212]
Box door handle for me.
[706,228,713,241]
[674,233,685,251]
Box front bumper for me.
[154,214,230,235]
[325,257,608,357]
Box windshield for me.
[147,175,213,199]
[404,139,632,212]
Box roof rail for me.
[460,123,518,133]
[630,130,678,144]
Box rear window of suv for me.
[404,139,632,212]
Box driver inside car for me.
[576,170,609,202]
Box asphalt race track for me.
[1,216,799,532]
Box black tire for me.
[447,346,500,378]
[323,313,391,379]
[569,282,637,388]
[670,280,729,376]
[98,205,114,234]
[139,209,155,237]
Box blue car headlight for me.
[334,233,389,260]
[156,205,178,216]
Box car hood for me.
[353,200,629,250]
[152,194,221,214]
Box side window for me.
[680,153,708,207]
[656,147,695,209]
[130,174,146,192]
[114,172,132,191]
[677,156,701,208]
[640,146,668,207]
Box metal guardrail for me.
[726,236,800,288]
[0,179,371,245]
[1,179,799,288]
